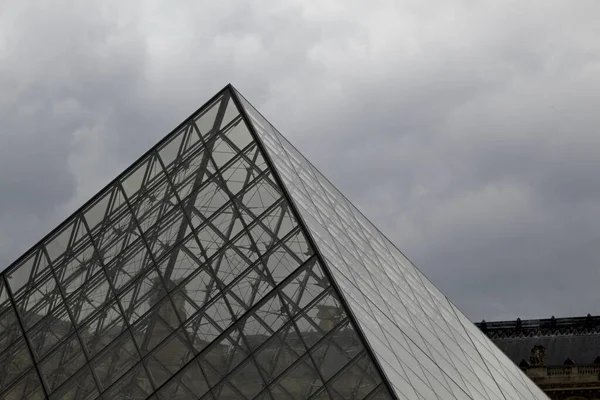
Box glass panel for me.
[83,190,112,233]
[233,91,276,141]
[66,271,113,327]
[280,258,328,312]
[0,302,22,355]
[251,390,274,400]
[0,279,7,306]
[53,243,102,298]
[121,158,151,201]
[156,359,210,400]
[156,235,207,286]
[168,266,216,322]
[220,95,240,130]
[195,96,222,136]
[158,126,186,170]
[197,328,250,388]
[210,133,241,171]
[125,155,165,205]
[243,143,269,173]
[215,356,266,399]
[78,299,127,358]
[7,250,52,301]
[132,177,178,235]
[168,146,213,201]
[222,118,253,152]
[226,264,273,316]
[5,254,34,296]
[213,234,256,287]
[224,358,266,399]
[0,338,33,393]
[118,267,166,325]
[131,296,181,356]
[147,210,189,266]
[186,294,235,340]
[28,303,74,361]
[189,224,224,264]
[246,221,277,257]
[327,352,381,400]
[219,153,255,196]
[247,294,290,341]
[38,333,86,392]
[93,207,140,266]
[45,221,76,264]
[255,200,298,242]
[293,290,344,343]
[206,205,244,244]
[253,322,304,384]
[48,364,99,400]
[269,355,323,400]
[311,320,363,381]
[1,368,45,400]
[264,229,313,285]
[15,270,63,331]
[87,191,126,234]
[184,180,231,229]
[239,175,281,222]
[102,362,153,400]
[91,331,140,391]
[144,329,195,388]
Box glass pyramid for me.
[0,85,547,400]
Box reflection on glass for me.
[235,88,549,400]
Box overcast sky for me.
[1,0,599,322]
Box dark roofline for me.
[476,314,600,339]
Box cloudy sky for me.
[1,0,599,322]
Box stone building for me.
[477,315,600,400]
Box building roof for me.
[476,315,600,366]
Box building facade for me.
[477,316,600,400]
[0,85,548,399]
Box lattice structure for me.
[0,86,548,400]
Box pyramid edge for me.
[1,84,233,277]
[229,88,400,400]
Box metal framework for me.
[0,86,549,400]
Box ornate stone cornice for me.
[476,314,600,339]
[524,364,600,399]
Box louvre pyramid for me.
[0,85,548,400]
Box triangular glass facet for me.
[234,88,549,400]
[0,85,548,400]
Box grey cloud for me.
[240,1,600,320]
[1,0,600,323]
[0,1,150,265]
